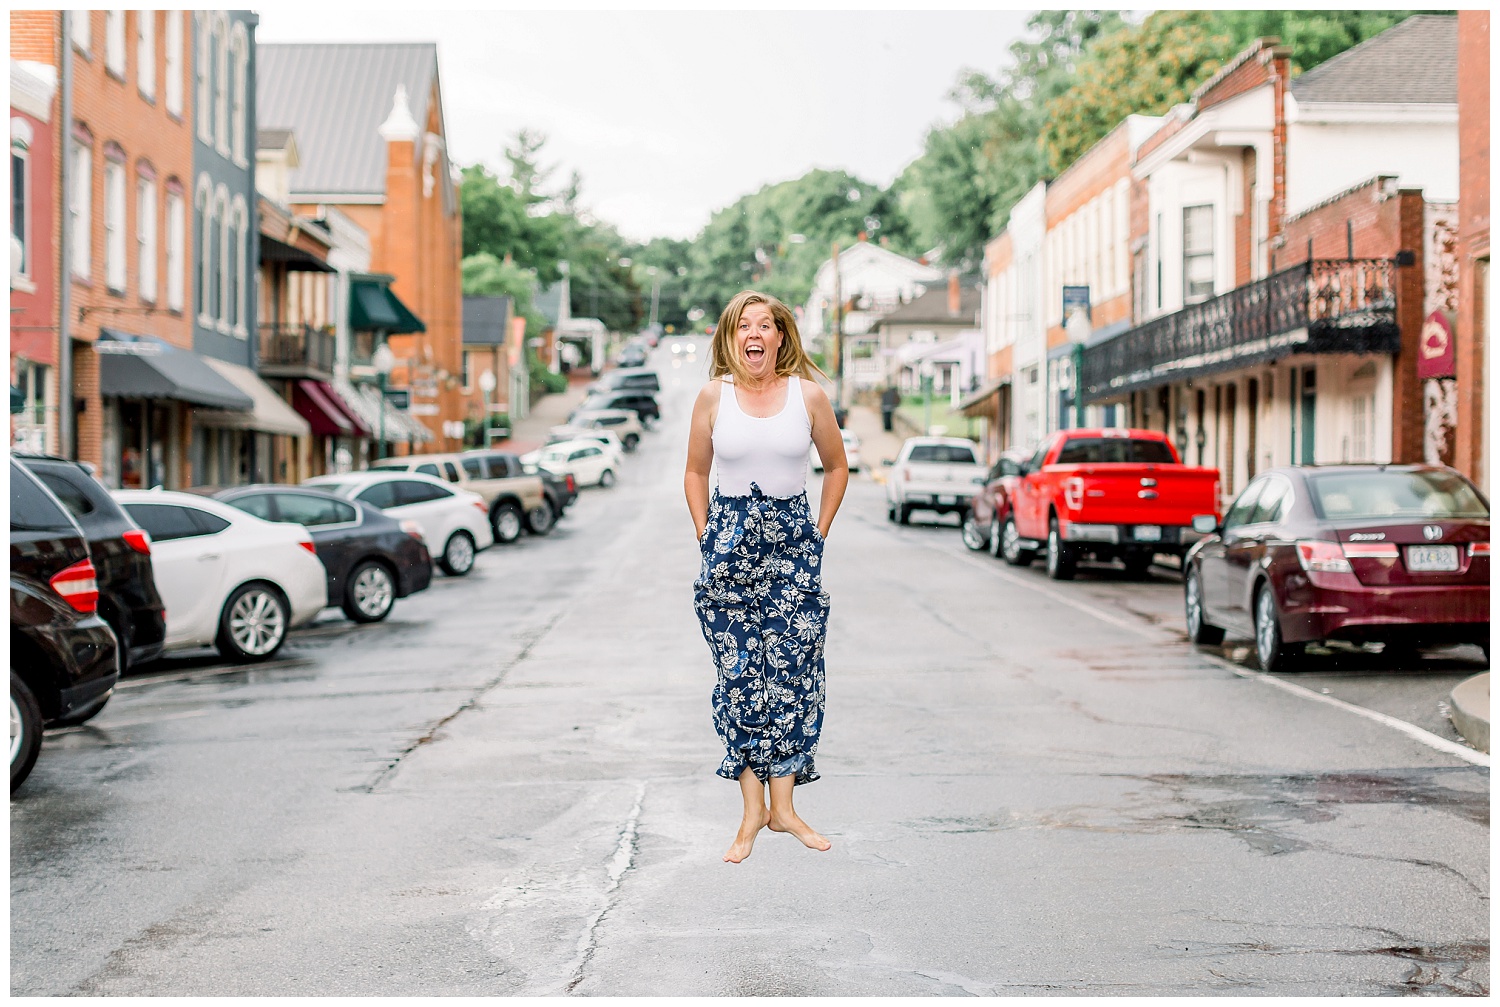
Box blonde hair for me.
[709,289,827,386]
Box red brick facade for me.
[1455,10,1489,490]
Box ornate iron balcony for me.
[1080,259,1399,403]
[258,323,336,378]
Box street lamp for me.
[373,342,395,461]
[478,368,496,446]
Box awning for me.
[294,379,360,437]
[193,358,312,436]
[349,275,425,334]
[331,376,424,444]
[96,331,253,410]
[259,234,335,273]
[957,376,1011,418]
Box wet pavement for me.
[11,339,1489,996]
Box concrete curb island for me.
[1449,672,1490,753]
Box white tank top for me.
[712,376,811,497]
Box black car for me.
[213,485,433,623]
[587,368,660,395]
[11,461,121,790]
[573,390,659,426]
[17,454,167,670]
[463,451,578,527]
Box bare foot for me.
[723,808,771,863]
[769,812,832,851]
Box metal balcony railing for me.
[1079,259,1399,403]
[258,323,336,377]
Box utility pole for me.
[58,10,75,458]
[830,241,842,413]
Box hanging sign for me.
[1062,285,1091,322]
[1417,310,1456,380]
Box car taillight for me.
[474,500,488,514]
[1297,540,1353,574]
[901,468,911,482]
[566,475,576,493]
[1470,542,1491,557]
[50,559,99,614]
[122,529,152,555]
[400,519,425,541]
[1064,477,1085,511]
[298,540,317,555]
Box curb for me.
[1449,672,1489,754]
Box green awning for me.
[349,275,425,334]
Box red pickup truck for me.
[1002,428,1221,580]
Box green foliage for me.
[459,163,567,284]
[1213,10,1443,73]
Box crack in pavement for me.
[565,781,646,994]
[350,609,568,794]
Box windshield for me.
[907,444,977,464]
[1307,470,1490,521]
[308,479,356,497]
[1054,437,1177,464]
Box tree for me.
[459,163,567,283]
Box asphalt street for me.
[11,340,1490,996]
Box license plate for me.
[937,495,956,506]
[1133,525,1162,542]
[1406,545,1459,572]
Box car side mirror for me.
[1192,514,1219,535]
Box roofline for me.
[289,192,386,205]
[1289,13,1457,94]
[1190,37,1288,104]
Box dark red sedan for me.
[1184,465,1489,671]
[962,449,1029,557]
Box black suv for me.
[11,461,122,790]
[574,390,659,426]
[17,454,167,670]
[587,368,660,395]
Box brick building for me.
[1454,10,1489,493]
[257,43,461,456]
[13,11,251,490]
[10,56,58,454]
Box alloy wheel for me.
[1186,571,1203,636]
[9,693,22,766]
[989,517,1004,558]
[494,507,522,543]
[1256,588,1278,667]
[229,589,286,657]
[1002,518,1021,563]
[445,533,475,574]
[961,513,987,551]
[353,565,394,619]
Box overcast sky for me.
[256,10,1034,244]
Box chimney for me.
[947,272,960,316]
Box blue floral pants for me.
[694,484,830,786]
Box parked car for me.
[617,342,649,369]
[811,429,862,474]
[369,451,545,544]
[522,440,618,488]
[962,449,1030,554]
[573,390,660,426]
[11,461,121,789]
[114,490,328,662]
[568,408,644,451]
[586,367,661,396]
[213,486,433,623]
[1006,428,1221,580]
[462,450,577,530]
[884,437,987,526]
[16,454,166,670]
[1184,465,1490,672]
[304,472,493,576]
[546,427,626,467]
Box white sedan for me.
[522,440,618,488]
[545,427,626,467]
[305,471,493,576]
[114,490,328,662]
[811,429,862,473]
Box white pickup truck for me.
[884,436,987,525]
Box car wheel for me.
[11,671,42,792]
[623,434,639,452]
[440,531,477,576]
[1254,582,1302,672]
[491,502,523,544]
[525,497,556,535]
[897,504,911,526]
[49,690,113,728]
[343,561,396,623]
[1184,566,1225,646]
[1046,517,1076,580]
[1122,553,1154,580]
[886,503,896,523]
[961,510,989,551]
[988,516,1004,558]
[1001,516,1035,567]
[217,583,289,663]
[599,468,616,488]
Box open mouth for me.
[745,344,766,362]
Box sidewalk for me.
[500,373,594,454]
[843,403,905,481]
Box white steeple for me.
[378,84,419,142]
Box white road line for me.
[918,529,1489,767]
[1197,652,1490,767]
